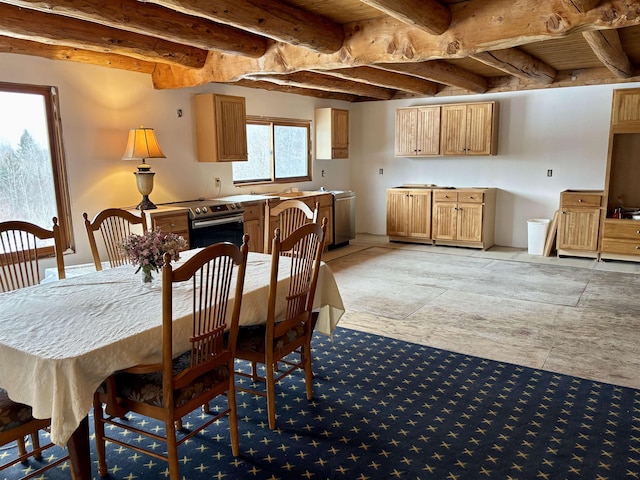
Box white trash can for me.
[527,218,551,255]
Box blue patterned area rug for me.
[2,327,640,480]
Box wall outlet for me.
[215,177,221,186]
[547,169,553,177]
[379,168,384,175]
[321,169,325,177]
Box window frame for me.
[233,116,312,186]
[0,81,74,254]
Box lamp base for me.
[136,195,157,210]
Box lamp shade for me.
[122,127,166,171]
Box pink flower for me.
[120,228,187,274]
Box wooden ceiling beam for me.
[582,29,632,78]
[245,71,396,100]
[470,48,557,84]
[0,2,206,67]
[563,0,602,12]
[359,0,451,35]
[375,61,487,93]
[152,0,640,89]
[233,79,366,102]
[0,34,156,72]
[143,0,344,54]
[315,66,439,96]
[0,0,267,58]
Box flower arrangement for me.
[120,228,187,283]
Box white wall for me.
[1,53,636,263]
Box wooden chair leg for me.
[30,431,43,460]
[227,377,240,457]
[16,436,27,462]
[92,396,108,477]
[165,419,180,480]
[303,345,313,400]
[266,362,277,430]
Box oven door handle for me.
[192,215,244,229]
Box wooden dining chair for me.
[83,208,148,271]
[0,390,70,479]
[0,217,66,291]
[236,218,327,430]
[93,236,249,480]
[263,199,319,253]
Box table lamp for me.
[122,126,166,210]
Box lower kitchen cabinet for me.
[557,190,602,258]
[601,219,640,258]
[431,188,496,249]
[386,188,432,243]
[146,208,190,248]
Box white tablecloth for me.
[0,251,344,446]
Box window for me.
[0,82,73,250]
[232,117,311,185]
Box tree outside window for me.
[233,117,311,185]
[0,83,72,250]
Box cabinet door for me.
[440,104,467,155]
[611,88,640,127]
[432,202,457,240]
[214,95,248,161]
[332,109,349,151]
[386,189,410,236]
[456,203,483,242]
[416,106,441,156]
[151,211,190,248]
[558,208,600,251]
[395,108,418,156]
[318,204,333,246]
[465,103,494,155]
[244,219,264,253]
[407,190,431,239]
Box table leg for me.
[67,416,91,480]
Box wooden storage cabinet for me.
[395,106,441,156]
[315,108,349,159]
[431,188,496,249]
[557,190,602,258]
[148,209,190,249]
[243,202,264,253]
[194,93,248,162]
[440,102,499,156]
[386,188,432,243]
[601,88,640,261]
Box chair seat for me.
[236,323,305,354]
[0,389,35,433]
[108,351,230,408]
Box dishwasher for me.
[330,190,356,248]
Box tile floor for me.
[324,235,640,390]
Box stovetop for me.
[163,199,244,219]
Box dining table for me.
[0,249,345,479]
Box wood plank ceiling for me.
[1,0,640,102]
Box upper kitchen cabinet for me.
[395,106,441,157]
[194,93,248,162]
[315,108,349,159]
[610,87,640,130]
[440,102,499,156]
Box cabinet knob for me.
[578,199,583,202]
[637,230,640,234]
[636,246,640,249]
[170,223,176,227]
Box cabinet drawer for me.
[560,192,602,208]
[601,238,640,255]
[153,213,188,233]
[458,191,484,203]
[603,219,640,240]
[243,204,263,221]
[433,190,458,202]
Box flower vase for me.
[141,268,155,288]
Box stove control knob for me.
[195,207,201,215]
[202,206,208,213]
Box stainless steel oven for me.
[168,200,245,248]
